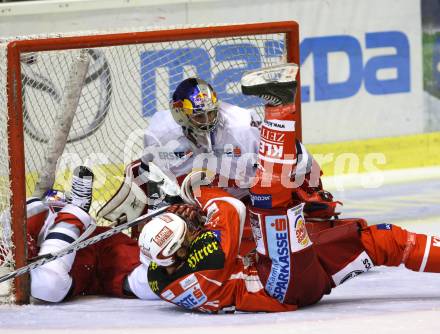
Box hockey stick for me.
[0,205,169,284]
[33,49,90,198]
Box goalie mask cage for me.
[0,21,300,304]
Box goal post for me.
[0,21,300,304]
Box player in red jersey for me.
[139,64,440,313]
[28,166,157,302]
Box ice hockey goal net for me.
[0,21,300,303]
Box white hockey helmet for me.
[170,78,219,134]
[138,212,188,267]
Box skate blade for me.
[241,63,299,87]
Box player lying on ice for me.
[137,64,440,313]
[27,166,160,302]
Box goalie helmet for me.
[171,78,219,134]
[138,212,188,267]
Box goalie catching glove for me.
[97,160,181,223]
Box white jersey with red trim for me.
[143,102,259,195]
[146,188,296,313]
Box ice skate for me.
[69,166,94,213]
[241,63,299,106]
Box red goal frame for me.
[6,21,300,304]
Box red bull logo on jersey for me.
[264,215,291,303]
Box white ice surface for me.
[1,177,439,334]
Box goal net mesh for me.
[0,42,13,302]
[0,25,291,302]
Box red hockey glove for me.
[293,187,342,219]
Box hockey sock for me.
[38,204,92,268]
[361,224,440,272]
[30,204,92,302]
[402,233,440,273]
[251,103,297,208]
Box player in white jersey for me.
[142,100,260,196]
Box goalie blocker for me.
[97,160,181,231]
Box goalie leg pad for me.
[98,160,181,223]
[97,160,149,223]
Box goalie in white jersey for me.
[141,78,261,196]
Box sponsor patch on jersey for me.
[263,120,295,132]
[186,231,224,270]
[172,283,207,310]
[173,150,193,159]
[376,223,392,230]
[250,193,272,209]
[161,289,175,301]
[157,150,193,161]
[223,144,242,157]
[287,203,311,252]
[264,215,291,303]
[179,273,198,290]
